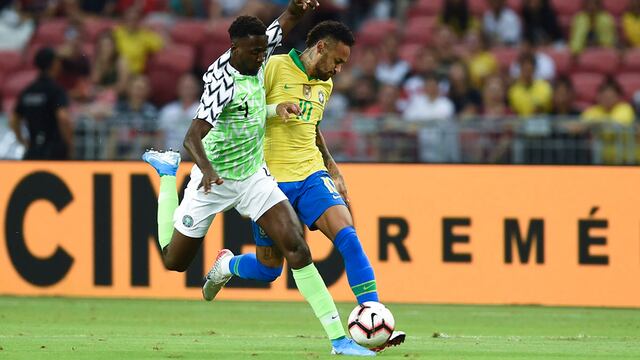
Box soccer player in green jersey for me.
[143,0,375,356]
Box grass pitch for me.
[0,296,639,359]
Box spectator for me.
[80,0,116,16]
[521,0,563,46]
[509,40,556,81]
[351,47,378,79]
[581,78,636,163]
[483,0,522,46]
[158,73,200,156]
[508,53,552,116]
[439,0,478,38]
[364,84,400,116]
[462,29,498,88]
[91,31,130,94]
[551,76,580,116]
[169,0,207,18]
[0,4,34,51]
[113,6,163,74]
[480,74,510,116]
[403,47,439,97]
[375,33,410,86]
[403,74,455,121]
[108,75,158,159]
[446,60,482,116]
[348,76,378,111]
[9,47,72,159]
[623,0,640,47]
[56,23,91,99]
[432,25,460,79]
[569,0,616,54]
[582,78,635,126]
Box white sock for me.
[220,255,232,276]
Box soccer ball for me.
[347,301,395,349]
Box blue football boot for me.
[142,149,180,176]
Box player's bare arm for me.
[315,125,349,203]
[278,0,320,37]
[183,119,224,192]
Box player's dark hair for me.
[34,47,56,72]
[306,20,355,48]
[228,16,267,40]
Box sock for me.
[158,175,178,249]
[292,263,346,341]
[334,226,379,304]
[228,253,282,282]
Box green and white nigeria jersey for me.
[195,20,283,181]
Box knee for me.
[163,256,189,272]
[284,241,312,269]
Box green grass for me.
[0,297,639,359]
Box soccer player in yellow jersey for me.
[251,20,404,351]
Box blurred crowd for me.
[1,0,640,161]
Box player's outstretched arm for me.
[183,119,224,193]
[277,0,320,38]
[315,126,350,205]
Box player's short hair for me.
[34,47,56,72]
[306,20,355,48]
[228,16,267,40]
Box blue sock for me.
[229,253,282,282]
[334,226,379,303]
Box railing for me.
[1,113,638,164]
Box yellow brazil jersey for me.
[263,49,333,182]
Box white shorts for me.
[173,164,287,238]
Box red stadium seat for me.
[357,19,398,46]
[2,70,38,99]
[199,41,231,70]
[621,48,640,72]
[506,0,522,12]
[603,0,630,16]
[616,72,640,100]
[0,51,23,74]
[407,0,442,18]
[206,18,235,43]
[398,44,424,68]
[83,18,115,41]
[469,0,488,16]
[492,47,519,71]
[541,47,572,75]
[576,48,620,74]
[571,72,605,103]
[402,17,436,46]
[146,44,195,73]
[32,19,68,45]
[147,69,182,105]
[170,20,208,47]
[3,96,16,113]
[551,0,581,16]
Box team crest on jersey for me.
[318,91,325,104]
[258,226,267,237]
[303,84,311,99]
[182,215,194,228]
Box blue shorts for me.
[252,170,347,246]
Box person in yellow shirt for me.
[464,29,498,88]
[582,78,636,163]
[623,0,640,47]
[569,0,616,54]
[256,21,405,351]
[508,53,552,116]
[113,6,164,74]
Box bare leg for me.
[162,230,203,272]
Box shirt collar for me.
[289,49,316,81]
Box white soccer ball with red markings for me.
[347,301,395,349]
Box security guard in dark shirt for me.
[10,47,72,160]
